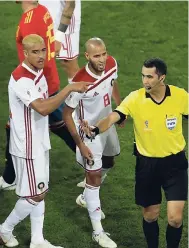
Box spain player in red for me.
[0,0,76,189]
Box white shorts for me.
[76,125,120,172]
[56,32,80,60]
[12,150,49,198]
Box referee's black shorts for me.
[135,150,188,208]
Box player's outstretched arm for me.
[96,111,121,133]
[30,81,92,116]
[81,111,122,138]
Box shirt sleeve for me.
[65,91,84,109]
[115,91,136,117]
[113,58,118,79]
[11,77,42,107]
[180,89,188,115]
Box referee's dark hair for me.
[143,58,167,77]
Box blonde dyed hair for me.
[22,34,45,50]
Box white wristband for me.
[55,30,65,42]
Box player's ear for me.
[23,50,28,58]
[85,52,89,61]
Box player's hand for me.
[78,142,93,162]
[70,81,93,93]
[80,120,97,141]
[117,119,127,128]
[80,120,91,137]
[55,40,62,56]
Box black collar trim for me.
[145,85,171,105]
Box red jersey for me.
[16,4,60,95]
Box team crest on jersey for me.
[38,182,45,191]
[166,117,177,130]
[27,91,31,97]
[38,87,41,92]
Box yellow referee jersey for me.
[116,85,188,157]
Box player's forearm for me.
[112,82,121,106]
[60,1,75,27]
[55,1,75,41]
[96,112,120,133]
[63,106,83,147]
[32,85,72,116]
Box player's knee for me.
[143,207,160,222]
[102,156,115,169]
[86,170,101,187]
[168,213,183,228]
[30,192,46,202]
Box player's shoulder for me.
[12,64,36,82]
[20,4,49,25]
[105,55,117,73]
[72,67,96,82]
[37,4,51,16]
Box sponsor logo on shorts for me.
[87,159,94,166]
[38,182,45,190]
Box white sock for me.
[2,198,37,233]
[101,168,111,183]
[84,184,103,234]
[30,200,45,245]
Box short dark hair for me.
[143,58,167,76]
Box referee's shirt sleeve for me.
[115,91,136,117]
[180,89,188,115]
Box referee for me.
[82,58,188,248]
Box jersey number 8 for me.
[103,93,110,107]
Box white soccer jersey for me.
[38,0,81,33]
[9,63,51,159]
[65,56,118,126]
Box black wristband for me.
[86,126,100,140]
[92,126,100,136]
[113,110,126,124]
[58,23,68,33]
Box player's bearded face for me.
[24,43,46,70]
[88,47,107,73]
